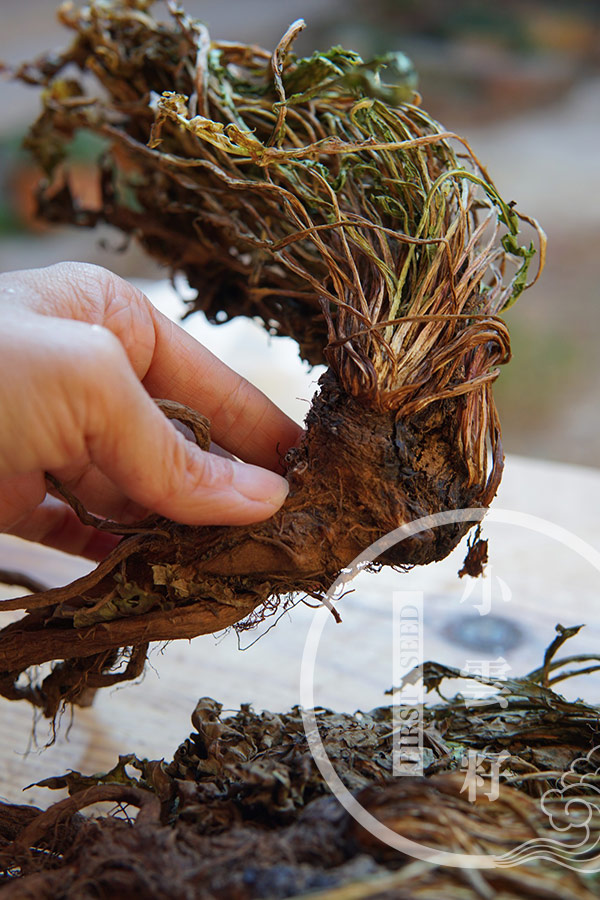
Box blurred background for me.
[1,0,599,466]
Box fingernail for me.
[232,463,289,508]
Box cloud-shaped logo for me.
[540,746,600,834]
[495,745,600,870]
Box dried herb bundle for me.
[0,1,544,715]
[2,628,599,899]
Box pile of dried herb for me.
[0,0,544,715]
[1,627,599,898]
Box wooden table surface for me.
[2,281,600,809]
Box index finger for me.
[3,263,303,471]
[142,305,304,470]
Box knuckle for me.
[218,377,270,448]
[217,378,253,433]
[152,433,230,512]
[71,325,129,436]
[49,264,156,375]
[47,262,107,313]
[101,281,156,374]
[153,433,199,507]
[174,432,210,492]
[47,260,102,283]
[81,322,125,367]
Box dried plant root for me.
[0,376,479,715]
[0,1,545,715]
[2,633,600,898]
[0,572,49,595]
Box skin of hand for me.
[0,262,303,560]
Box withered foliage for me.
[0,0,544,715]
[2,628,600,899]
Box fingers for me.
[5,495,120,561]
[47,460,150,522]
[75,325,290,525]
[0,472,119,560]
[0,262,157,379]
[0,311,289,526]
[48,441,237,523]
[1,263,304,470]
[0,471,46,532]
[141,310,304,469]
[0,262,298,528]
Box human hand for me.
[0,262,302,559]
